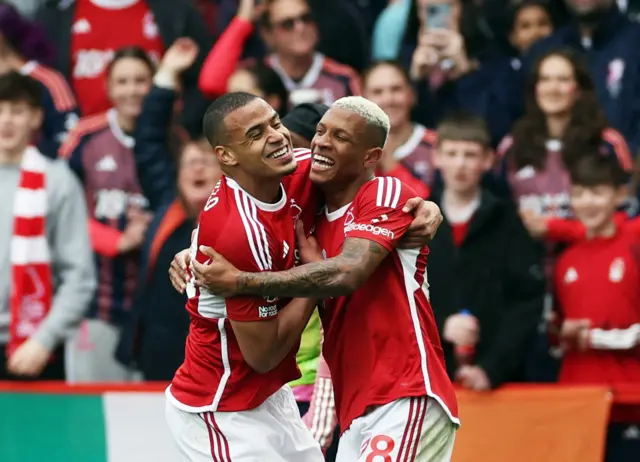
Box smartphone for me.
[425,3,452,30]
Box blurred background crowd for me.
[1,0,640,460]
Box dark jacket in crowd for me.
[427,188,545,387]
[35,0,213,136]
[411,52,521,147]
[527,5,640,154]
[115,86,192,380]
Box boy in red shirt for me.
[552,154,640,462]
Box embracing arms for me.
[230,297,317,373]
[237,238,387,297]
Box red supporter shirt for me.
[393,124,438,187]
[71,0,165,116]
[450,220,471,247]
[315,177,459,432]
[167,151,318,412]
[555,224,640,389]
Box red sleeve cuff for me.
[545,217,586,242]
[89,219,123,257]
[232,16,255,35]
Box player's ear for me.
[215,146,239,167]
[363,147,383,168]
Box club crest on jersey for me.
[606,58,625,98]
[609,258,625,283]
[290,198,303,220]
[343,209,356,235]
[143,12,159,39]
[564,267,578,284]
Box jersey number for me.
[365,435,395,462]
[185,227,200,299]
[204,196,219,211]
[204,181,222,211]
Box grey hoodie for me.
[0,156,95,351]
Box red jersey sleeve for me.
[547,213,629,242]
[546,217,588,242]
[346,177,416,251]
[192,181,279,323]
[198,17,254,98]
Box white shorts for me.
[165,385,324,462]
[336,396,457,462]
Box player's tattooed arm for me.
[192,238,389,298]
[238,238,389,297]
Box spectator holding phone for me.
[405,0,521,144]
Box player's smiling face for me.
[221,98,296,178]
[310,107,377,187]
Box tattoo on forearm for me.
[237,238,388,298]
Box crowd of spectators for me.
[1,0,640,460]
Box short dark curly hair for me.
[202,92,259,147]
[0,70,42,108]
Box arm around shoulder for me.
[228,297,317,373]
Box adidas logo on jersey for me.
[72,18,91,34]
[96,155,117,172]
[283,241,290,258]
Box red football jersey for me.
[555,225,640,387]
[315,177,459,432]
[71,0,165,117]
[167,151,318,412]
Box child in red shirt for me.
[533,153,640,462]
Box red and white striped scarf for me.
[8,147,53,356]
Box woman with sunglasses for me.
[199,0,360,107]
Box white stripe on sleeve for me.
[234,189,265,270]
[589,323,640,350]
